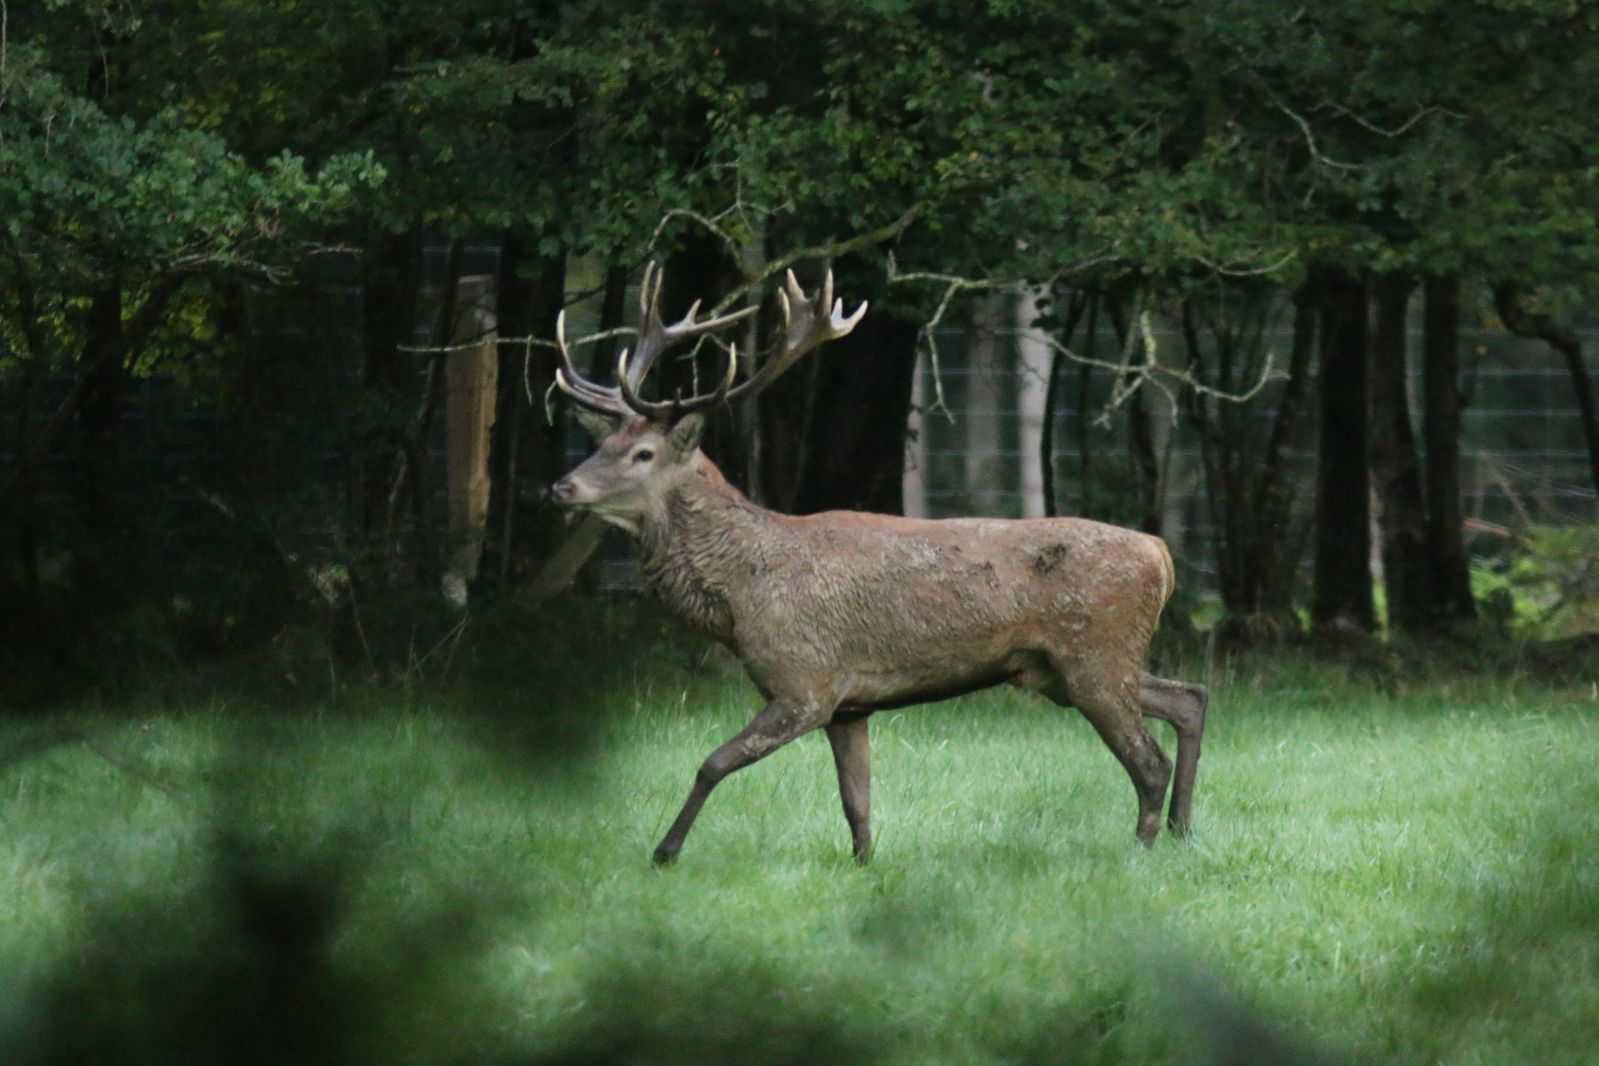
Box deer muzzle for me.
[551,477,581,506]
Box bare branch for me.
[1276,101,1360,171]
[886,257,1006,421]
[1043,306,1283,428]
[888,247,1118,422]
[640,165,919,318]
[648,205,748,266]
[302,241,365,258]
[889,259,1284,428]
[1316,100,1464,138]
[1190,247,1300,278]
[723,203,923,312]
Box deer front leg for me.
[653,699,824,866]
[825,714,872,864]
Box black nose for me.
[552,478,576,504]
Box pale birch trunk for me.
[1014,288,1050,517]
[902,357,930,518]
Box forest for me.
[4,0,1597,694]
[3,4,1599,1064]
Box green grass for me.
[2,660,1597,1065]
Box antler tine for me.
[723,267,868,405]
[553,309,627,415]
[558,264,863,420]
[617,340,740,420]
[607,260,759,417]
[623,261,755,391]
[615,348,662,418]
[553,309,585,383]
[643,260,666,325]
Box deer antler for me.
[721,268,869,405]
[623,261,756,389]
[554,309,625,416]
[556,261,756,419]
[555,262,865,420]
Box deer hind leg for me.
[1138,673,1208,836]
[1043,671,1173,846]
[825,714,872,864]
[652,699,825,866]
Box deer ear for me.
[668,413,706,454]
[575,409,619,442]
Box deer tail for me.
[1154,536,1177,609]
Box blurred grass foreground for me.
[1,645,1597,1065]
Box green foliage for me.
[14,0,1599,304]
[1477,525,1599,638]
[0,45,383,299]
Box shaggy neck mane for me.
[635,454,772,641]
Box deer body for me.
[550,265,1207,864]
[639,453,1173,714]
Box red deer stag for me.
[551,264,1207,864]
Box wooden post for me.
[444,273,498,603]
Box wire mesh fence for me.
[904,306,1599,601]
[12,267,1592,614]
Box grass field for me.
[1,655,1596,1065]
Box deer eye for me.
[632,448,656,464]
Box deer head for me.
[550,413,710,534]
[550,263,867,531]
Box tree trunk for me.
[1254,285,1318,617]
[390,237,461,582]
[1040,347,1064,519]
[1102,291,1162,534]
[1422,275,1476,625]
[489,236,566,588]
[964,293,1008,516]
[589,266,629,379]
[4,278,180,504]
[9,273,46,622]
[789,313,920,515]
[1038,291,1089,519]
[1369,273,1429,635]
[1127,373,1162,535]
[490,237,529,589]
[521,259,623,604]
[660,238,743,480]
[359,229,421,540]
[1181,299,1247,613]
[1014,288,1050,517]
[1075,295,1101,517]
[1311,267,1376,632]
[71,284,131,612]
[1181,286,1314,639]
[903,356,930,518]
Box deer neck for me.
[635,455,769,641]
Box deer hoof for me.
[651,845,680,867]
